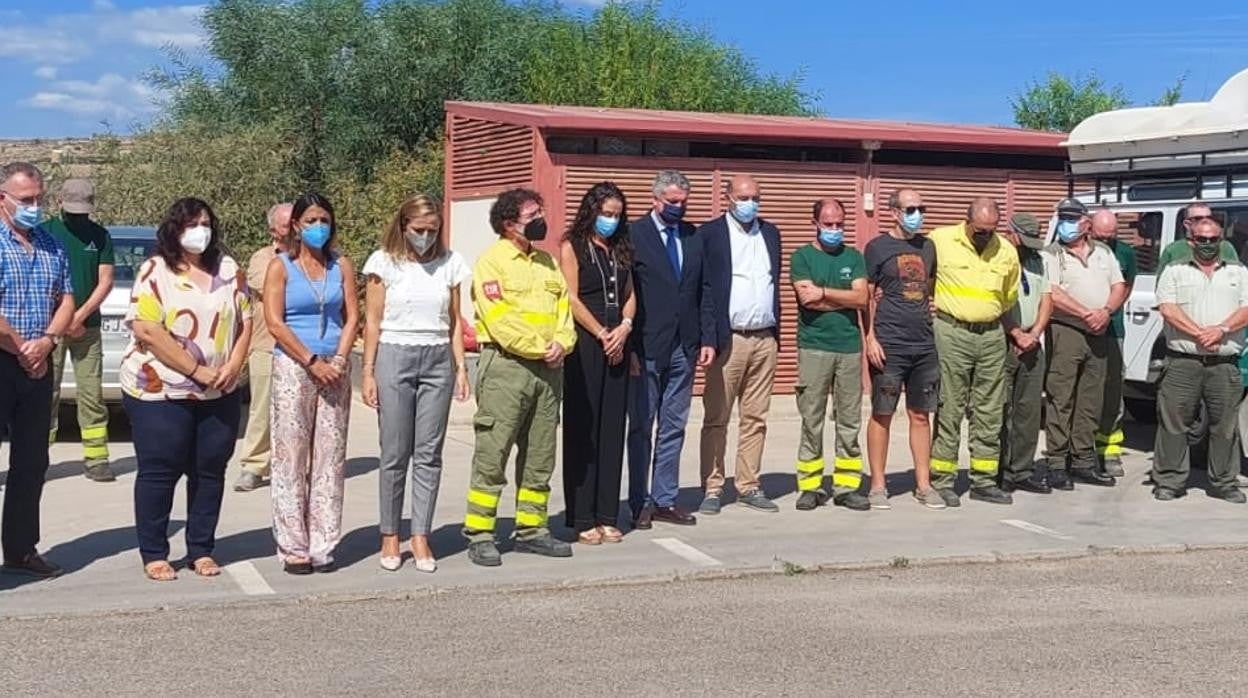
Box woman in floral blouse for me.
[121,197,251,582]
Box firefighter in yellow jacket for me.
[464,188,577,567]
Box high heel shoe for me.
[413,558,437,573]
[379,555,402,572]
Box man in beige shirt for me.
[1041,198,1126,491]
[234,202,292,492]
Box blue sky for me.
[3,0,1248,137]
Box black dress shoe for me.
[632,506,654,531]
[1048,471,1074,491]
[283,561,313,575]
[1,552,63,579]
[1071,467,1116,487]
[651,506,696,526]
[1002,476,1052,494]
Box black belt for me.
[732,327,775,337]
[1165,350,1239,366]
[936,311,999,334]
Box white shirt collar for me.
[726,213,760,236]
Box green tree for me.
[1012,72,1187,132]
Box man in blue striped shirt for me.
[0,161,75,579]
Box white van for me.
[1062,67,1248,421]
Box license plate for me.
[101,316,125,334]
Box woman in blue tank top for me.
[263,192,360,575]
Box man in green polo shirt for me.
[1089,208,1136,478]
[46,178,115,482]
[790,198,870,511]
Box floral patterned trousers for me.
[270,353,351,565]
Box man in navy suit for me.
[697,174,783,515]
[627,170,716,528]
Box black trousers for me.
[562,326,629,531]
[123,392,241,564]
[0,352,54,562]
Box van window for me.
[1116,211,1161,274]
[1212,206,1248,265]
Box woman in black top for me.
[559,182,635,545]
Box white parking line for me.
[999,519,1074,541]
[224,561,275,595]
[652,538,722,567]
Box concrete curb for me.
[8,541,1246,622]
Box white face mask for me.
[406,231,435,255]
[181,225,212,254]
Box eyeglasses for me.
[901,206,926,215]
[1186,214,1218,224]
[972,228,995,236]
[1192,236,1222,244]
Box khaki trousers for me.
[237,351,273,478]
[700,330,778,496]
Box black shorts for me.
[869,350,939,416]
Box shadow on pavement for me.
[0,521,185,592]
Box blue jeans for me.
[124,392,241,564]
[627,344,694,515]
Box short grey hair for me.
[267,202,292,229]
[2,162,45,187]
[652,170,691,198]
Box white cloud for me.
[33,66,58,80]
[0,3,204,65]
[20,73,161,123]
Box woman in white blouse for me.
[362,194,470,572]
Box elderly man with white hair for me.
[234,202,293,492]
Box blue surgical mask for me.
[11,203,42,230]
[1056,219,1081,244]
[594,215,619,238]
[901,210,923,235]
[818,227,844,248]
[732,199,759,224]
[301,222,331,249]
[659,202,685,225]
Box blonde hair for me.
[381,194,444,260]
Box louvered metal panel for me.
[871,166,1010,234]
[448,116,534,197]
[718,167,861,394]
[1009,173,1096,222]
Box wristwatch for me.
[43,332,61,346]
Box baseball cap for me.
[1009,213,1044,250]
[1056,197,1087,218]
[60,178,95,215]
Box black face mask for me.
[659,202,685,225]
[523,218,548,242]
[972,230,994,251]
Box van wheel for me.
[1124,397,1157,424]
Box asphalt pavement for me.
[1,548,1246,696]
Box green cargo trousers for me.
[794,348,864,497]
[931,319,1006,490]
[464,347,562,544]
[1095,339,1126,469]
[1000,344,1045,484]
[49,327,110,467]
[1044,323,1107,471]
[1153,355,1241,492]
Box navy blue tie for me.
[664,226,681,276]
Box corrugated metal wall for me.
[447,116,535,197]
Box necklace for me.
[296,254,329,338]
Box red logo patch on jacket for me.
[482,280,502,301]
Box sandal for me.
[188,556,221,577]
[143,560,177,582]
[599,525,624,544]
[577,528,604,545]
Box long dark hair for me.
[155,197,223,274]
[566,181,632,268]
[289,192,338,256]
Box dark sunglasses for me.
[902,206,926,215]
[1192,235,1222,244]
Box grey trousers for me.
[1152,355,1241,492]
[377,343,454,536]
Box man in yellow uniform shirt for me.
[929,198,1022,507]
[464,188,577,567]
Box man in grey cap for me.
[45,177,115,482]
[1042,198,1126,490]
[999,213,1053,493]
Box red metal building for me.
[443,102,1069,394]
